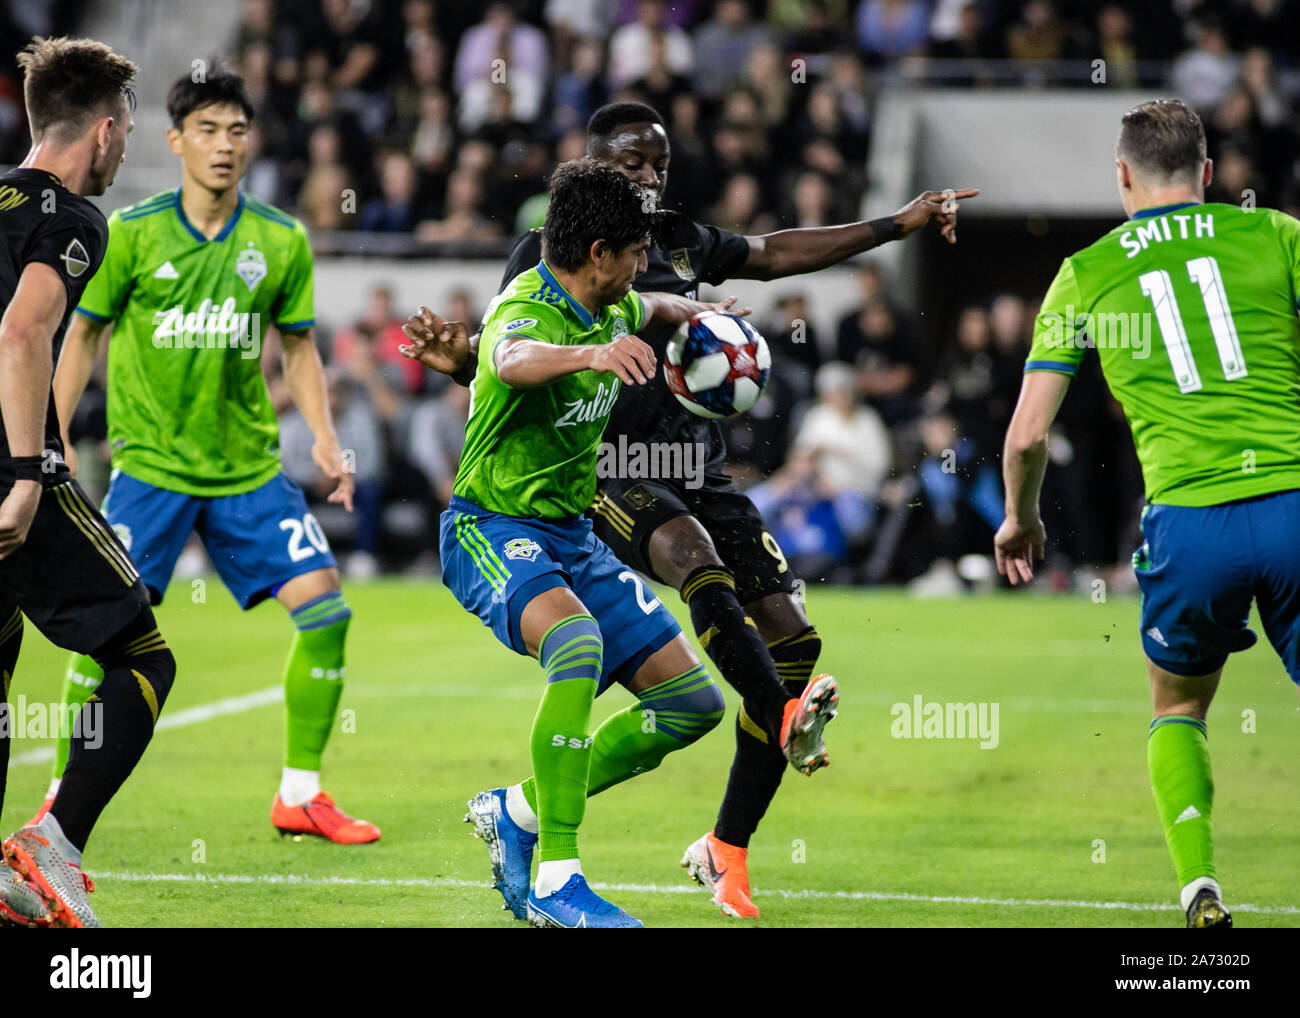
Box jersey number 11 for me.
[1139,255,1247,394]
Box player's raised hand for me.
[400,306,471,375]
[312,433,355,513]
[893,187,980,244]
[0,481,42,560]
[707,295,753,318]
[993,515,1046,586]
[589,332,656,385]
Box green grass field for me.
[2,580,1296,927]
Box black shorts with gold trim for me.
[589,475,798,605]
[0,479,150,653]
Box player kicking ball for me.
[405,101,974,919]
[26,64,377,844]
[996,98,1300,928]
[428,160,818,928]
[1,37,176,929]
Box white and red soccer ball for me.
[664,311,771,419]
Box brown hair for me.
[1117,98,1207,183]
[16,36,138,143]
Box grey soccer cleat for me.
[2,827,100,929]
[0,863,50,927]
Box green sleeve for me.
[272,222,315,332]
[480,299,566,381]
[625,289,647,332]
[1271,209,1300,313]
[75,211,133,324]
[1025,258,1087,377]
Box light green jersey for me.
[76,188,315,496]
[1026,202,1300,506]
[455,260,646,518]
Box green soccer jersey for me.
[1026,201,1300,506]
[75,188,315,496]
[455,261,646,519]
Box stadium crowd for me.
[12,0,1299,586]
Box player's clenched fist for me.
[588,332,656,385]
[0,482,41,559]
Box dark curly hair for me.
[541,159,662,272]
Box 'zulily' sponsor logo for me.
[152,298,261,359]
[555,380,619,428]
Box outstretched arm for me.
[736,187,980,281]
[639,293,751,329]
[52,313,110,476]
[994,371,1071,585]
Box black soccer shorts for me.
[589,476,798,605]
[0,479,150,653]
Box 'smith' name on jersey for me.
[151,298,260,358]
[1118,209,1216,258]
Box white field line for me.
[8,685,285,767]
[90,870,1300,915]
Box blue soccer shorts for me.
[440,495,680,694]
[101,469,338,608]
[1133,488,1300,682]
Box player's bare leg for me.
[268,566,378,844]
[1147,658,1230,928]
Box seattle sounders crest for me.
[236,243,267,291]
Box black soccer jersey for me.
[498,211,752,482]
[0,168,108,488]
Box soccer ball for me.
[663,311,771,419]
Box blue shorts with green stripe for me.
[440,495,680,693]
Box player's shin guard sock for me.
[53,615,176,851]
[0,606,23,812]
[530,615,601,866]
[681,566,787,738]
[1148,715,1216,891]
[584,663,725,795]
[53,654,103,781]
[715,626,822,848]
[282,592,351,786]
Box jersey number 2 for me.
[618,570,661,615]
[1139,255,1247,393]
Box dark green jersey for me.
[455,261,646,518]
[1026,202,1300,506]
[76,189,315,496]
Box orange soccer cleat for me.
[271,792,381,844]
[680,831,760,919]
[779,673,839,776]
[25,792,55,829]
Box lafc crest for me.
[669,248,694,281]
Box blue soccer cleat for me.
[463,788,535,920]
[526,874,643,928]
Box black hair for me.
[166,60,254,129]
[586,101,665,153]
[542,158,662,272]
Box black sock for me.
[715,627,822,848]
[681,566,788,738]
[52,610,175,851]
[0,606,23,816]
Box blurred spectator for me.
[838,297,922,425]
[693,0,769,102]
[454,2,549,130]
[855,0,930,61]
[359,150,430,232]
[609,0,693,90]
[331,285,425,396]
[1170,18,1239,111]
[708,172,776,234]
[410,89,456,176]
[931,304,999,457]
[1004,1,1072,62]
[415,169,503,243]
[1096,5,1138,89]
[553,36,608,134]
[787,169,836,228]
